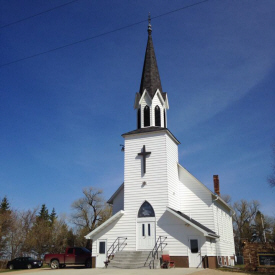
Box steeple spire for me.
[139,15,165,100]
[134,19,169,129]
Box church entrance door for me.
[188,237,202,268]
[137,218,156,250]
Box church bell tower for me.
[134,15,169,129]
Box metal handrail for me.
[106,237,127,260]
[145,236,167,269]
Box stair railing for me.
[145,236,167,269]
[106,237,127,261]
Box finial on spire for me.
[148,12,152,35]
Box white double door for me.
[137,218,156,250]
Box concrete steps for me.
[107,251,161,269]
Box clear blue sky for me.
[1,0,274,218]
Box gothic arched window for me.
[155,105,161,126]
[144,106,150,127]
[138,201,155,218]
[137,108,141,129]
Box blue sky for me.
[1,0,275,218]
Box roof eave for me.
[166,207,219,239]
[85,210,125,239]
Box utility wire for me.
[0,0,209,68]
[0,0,81,29]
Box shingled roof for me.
[139,22,166,100]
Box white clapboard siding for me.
[166,134,181,210]
[178,165,215,230]
[112,186,124,215]
[212,200,235,256]
[89,128,235,262]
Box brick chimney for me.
[213,175,220,196]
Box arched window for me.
[144,106,150,127]
[155,105,161,126]
[138,201,155,218]
[137,108,141,129]
[164,110,166,128]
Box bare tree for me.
[9,209,37,259]
[71,187,112,248]
[233,200,260,254]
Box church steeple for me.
[134,16,169,129]
[139,14,165,100]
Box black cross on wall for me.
[138,145,151,174]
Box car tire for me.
[50,260,59,269]
[85,259,92,268]
[27,264,32,269]
[9,264,14,270]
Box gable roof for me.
[107,182,124,204]
[167,207,219,239]
[177,163,234,213]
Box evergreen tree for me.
[37,204,49,221]
[49,208,57,225]
[0,196,10,213]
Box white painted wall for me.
[89,131,235,267]
[213,200,235,257]
[112,187,124,215]
[178,165,215,230]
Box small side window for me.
[99,242,105,254]
[190,239,199,253]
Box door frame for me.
[96,239,107,268]
[188,236,202,268]
[136,217,156,250]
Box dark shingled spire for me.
[139,15,166,100]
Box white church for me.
[85,20,235,269]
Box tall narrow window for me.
[144,105,150,127]
[142,224,145,236]
[148,224,151,236]
[164,110,166,128]
[155,105,161,126]
[137,108,141,129]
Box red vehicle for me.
[44,247,92,269]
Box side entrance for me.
[188,237,202,268]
